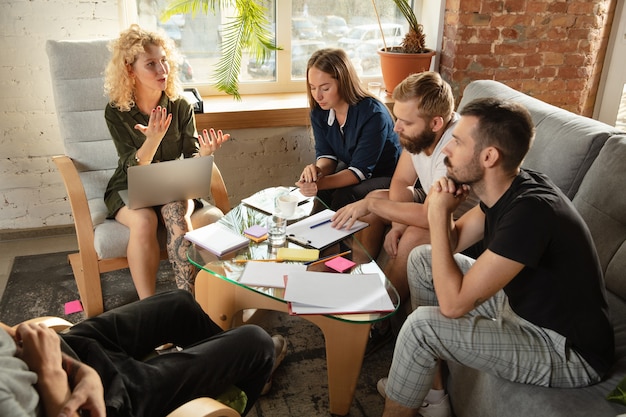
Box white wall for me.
[0,0,120,231]
[0,0,314,233]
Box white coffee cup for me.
[276,194,299,217]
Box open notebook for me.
[184,222,249,256]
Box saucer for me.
[282,206,309,221]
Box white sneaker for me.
[377,377,388,398]
[418,394,451,417]
[376,377,451,417]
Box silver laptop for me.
[119,155,213,209]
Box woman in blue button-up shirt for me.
[296,48,401,210]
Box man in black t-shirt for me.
[379,98,614,417]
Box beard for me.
[444,154,483,186]
[399,129,437,154]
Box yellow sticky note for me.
[277,247,319,262]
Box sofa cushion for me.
[573,135,626,301]
[458,80,618,199]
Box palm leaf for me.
[392,0,419,34]
[162,0,280,99]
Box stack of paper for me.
[184,222,250,256]
[238,261,307,288]
[276,247,319,261]
[283,270,395,315]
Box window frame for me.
[121,0,441,98]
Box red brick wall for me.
[440,0,617,116]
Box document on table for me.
[285,209,369,250]
[184,222,249,256]
[241,187,311,214]
[283,270,394,315]
[238,261,307,288]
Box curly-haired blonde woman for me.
[103,24,229,296]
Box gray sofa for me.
[445,80,626,417]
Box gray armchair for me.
[46,39,230,317]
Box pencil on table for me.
[233,259,284,264]
[305,250,352,266]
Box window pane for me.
[289,1,409,79]
[137,0,278,85]
[134,0,412,92]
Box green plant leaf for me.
[162,0,280,99]
[393,0,419,33]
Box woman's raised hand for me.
[134,106,172,144]
[198,128,231,156]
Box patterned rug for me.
[0,251,175,325]
[0,251,394,416]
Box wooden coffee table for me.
[188,193,399,416]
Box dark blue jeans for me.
[62,290,274,417]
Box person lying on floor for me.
[0,289,287,417]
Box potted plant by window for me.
[374,0,436,94]
[162,0,279,99]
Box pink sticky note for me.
[64,300,84,314]
[325,256,356,273]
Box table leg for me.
[194,269,239,331]
[304,315,371,416]
[194,269,371,415]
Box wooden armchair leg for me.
[68,252,103,317]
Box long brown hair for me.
[305,48,369,109]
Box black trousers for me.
[62,290,274,417]
[318,176,393,211]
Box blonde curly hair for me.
[104,24,181,112]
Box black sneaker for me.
[365,321,394,357]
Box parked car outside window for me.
[247,39,326,79]
[292,40,326,77]
[292,17,322,40]
[338,23,403,51]
[321,15,349,40]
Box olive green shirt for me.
[104,93,199,217]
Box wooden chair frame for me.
[53,155,230,318]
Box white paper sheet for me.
[184,222,249,256]
[285,209,368,250]
[283,271,394,315]
[238,261,307,288]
